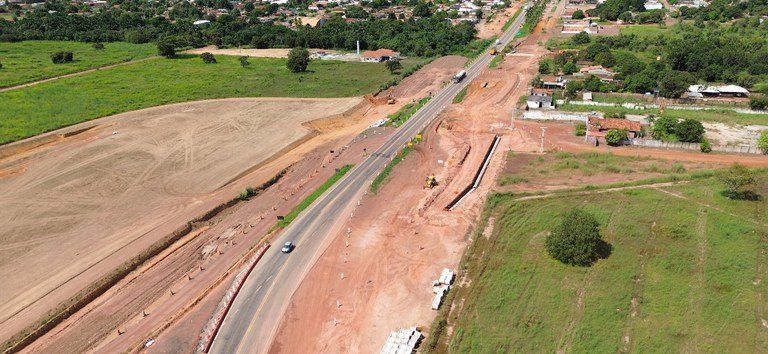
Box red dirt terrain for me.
[270,31,543,353]
[1,56,466,354]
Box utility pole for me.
[540,127,547,153]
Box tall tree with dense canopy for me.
[286,47,310,73]
[545,209,603,266]
[676,119,705,143]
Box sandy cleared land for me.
[184,46,341,58]
[0,97,361,343]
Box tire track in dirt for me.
[619,199,662,353]
[682,191,710,352]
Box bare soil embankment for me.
[0,97,360,345]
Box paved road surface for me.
[210,9,529,353]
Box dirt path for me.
[0,56,158,93]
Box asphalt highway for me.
[209,9,528,353]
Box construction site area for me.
[3,1,767,354]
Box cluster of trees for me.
[0,4,476,58]
[675,0,768,22]
[587,0,646,21]
[651,116,705,143]
[554,24,768,97]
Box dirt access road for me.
[0,97,360,344]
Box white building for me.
[644,1,663,10]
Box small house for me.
[586,117,642,139]
[360,49,401,63]
[527,94,554,109]
[541,76,567,89]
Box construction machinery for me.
[425,175,437,189]
[387,96,396,104]
[489,47,498,55]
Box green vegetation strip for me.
[558,103,768,126]
[461,36,497,61]
[0,56,416,145]
[453,87,468,104]
[370,147,412,194]
[501,8,524,32]
[386,96,431,127]
[0,41,157,88]
[488,54,503,69]
[517,0,549,38]
[437,172,768,353]
[276,164,352,229]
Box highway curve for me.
[209,8,529,353]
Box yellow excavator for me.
[387,95,396,104]
[489,47,498,55]
[425,175,437,189]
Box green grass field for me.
[437,174,768,353]
[0,41,158,88]
[619,24,672,38]
[0,55,415,144]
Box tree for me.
[0,61,3,70]
[545,209,603,266]
[571,31,591,45]
[757,130,768,154]
[700,138,712,153]
[749,95,768,110]
[659,70,695,98]
[412,2,432,17]
[676,119,705,142]
[605,129,627,146]
[385,59,403,74]
[239,56,250,67]
[565,80,584,98]
[157,41,176,58]
[717,164,756,199]
[651,115,677,140]
[538,61,551,74]
[563,61,578,75]
[594,51,615,68]
[475,9,483,19]
[572,9,585,19]
[580,43,609,61]
[200,52,216,64]
[584,74,602,92]
[287,47,310,73]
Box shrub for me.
[239,56,250,67]
[676,119,705,143]
[92,42,105,50]
[200,52,216,64]
[604,129,627,146]
[758,131,768,154]
[700,138,712,153]
[157,41,175,58]
[749,95,768,110]
[287,47,310,73]
[545,209,603,266]
[575,122,586,136]
[51,51,73,64]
